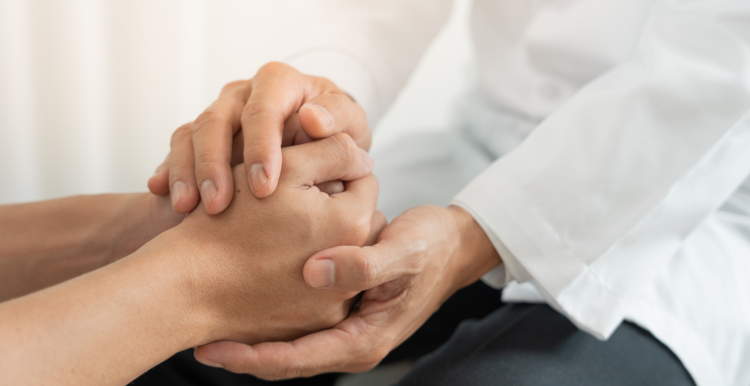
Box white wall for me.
[0,0,472,204]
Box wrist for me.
[447,206,502,289]
[127,227,216,348]
[103,193,183,266]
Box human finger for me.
[298,93,370,150]
[192,81,252,214]
[147,155,170,196]
[241,63,311,198]
[167,123,201,214]
[194,316,390,379]
[304,224,421,291]
[281,112,315,147]
[300,175,379,290]
[283,133,373,187]
[315,180,345,195]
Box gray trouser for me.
[396,302,694,386]
[133,282,694,386]
[133,130,696,385]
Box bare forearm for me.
[449,206,502,287]
[0,231,208,386]
[0,193,180,301]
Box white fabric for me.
[2,1,748,384]
[289,1,750,385]
[372,119,750,386]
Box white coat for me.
[281,1,750,385]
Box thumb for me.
[303,231,417,292]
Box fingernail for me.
[201,180,218,208]
[360,148,373,170]
[198,358,223,368]
[171,181,188,207]
[309,259,335,288]
[304,104,334,129]
[249,163,268,194]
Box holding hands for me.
[147,61,501,380]
[147,62,370,214]
[0,134,383,386]
[171,133,382,347]
[195,205,500,378]
[0,61,500,386]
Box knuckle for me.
[257,61,293,77]
[193,109,229,134]
[243,100,275,117]
[241,100,281,127]
[359,253,380,288]
[193,151,222,167]
[170,123,192,145]
[193,153,224,178]
[351,216,371,243]
[168,160,190,176]
[334,207,370,245]
[327,133,358,161]
[221,80,247,94]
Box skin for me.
[0,134,383,385]
[0,193,182,302]
[148,62,371,214]
[151,62,503,379]
[194,205,501,379]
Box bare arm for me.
[0,193,182,301]
[0,134,379,386]
[0,234,201,385]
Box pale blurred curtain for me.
[0,0,290,204]
[0,0,472,204]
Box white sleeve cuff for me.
[479,263,509,289]
[451,176,626,341]
[450,203,532,289]
[285,50,383,129]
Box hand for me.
[147,62,370,215]
[0,134,382,386]
[165,133,382,347]
[192,206,502,379]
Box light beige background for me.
[0,0,473,205]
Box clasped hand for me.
[161,133,381,347]
[150,62,500,380]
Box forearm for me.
[448,206,502,290]
[0,193,179,301]
[0,229,208,386]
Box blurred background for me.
[0,0,474,205]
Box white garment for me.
[284,1,750,385]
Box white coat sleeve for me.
[269,0,452,127]
[452,0,750,339]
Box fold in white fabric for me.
[287,1,750,384]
